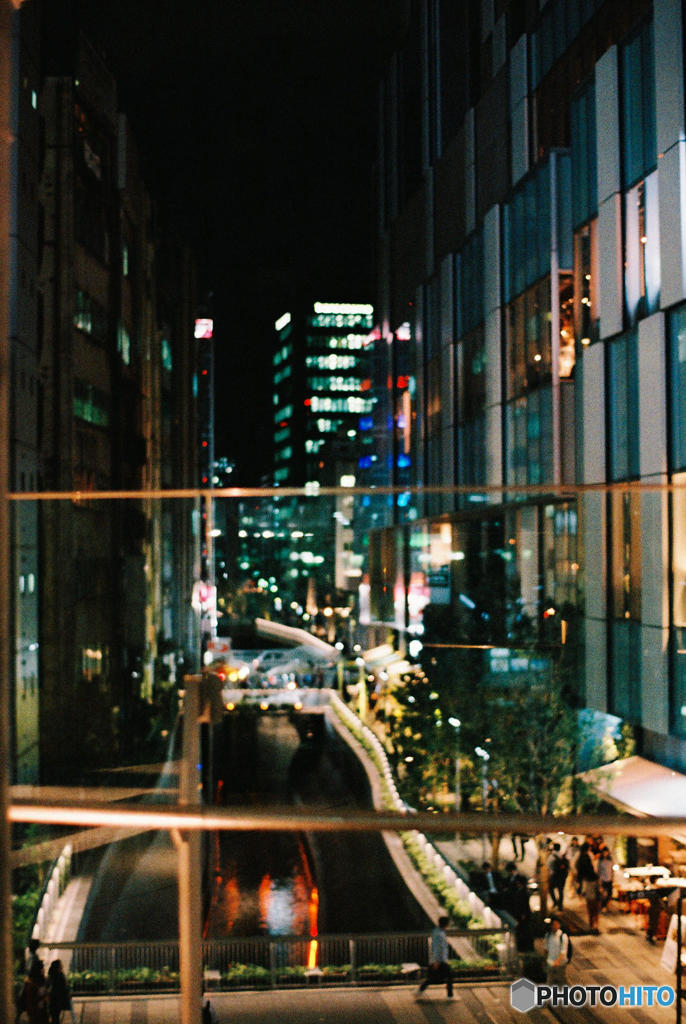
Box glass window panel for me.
[536,161,551,280]
[553,0,567,61]
[608,331,639,481]
[556,152,573,270]
[566,1,580,41]
[503,208,513,305]
[513,191,525,296]
[611,620,642,721]
[672,473,686,627]
[540,6,553,80]
[506,397,527,486]
[621,22,657,189]
[506,293,525,399]
[641,21,656,176]
[611,491,641,621]
[671,627,686,736]
[539,385,554,482]
[671,306,686,470]
[525,176,538,284]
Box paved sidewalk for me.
[40,766,681,1022]
[72,967,677,1024]
[49,850,682,1023]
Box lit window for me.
[73,379,109,427]
[161,337,173,371]
[117,323,131,365]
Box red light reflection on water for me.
[222,876,239,931]
[206,832,318,940]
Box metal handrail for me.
[36,929,517,994]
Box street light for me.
[475,745,491,860]
[448,717,461,814]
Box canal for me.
[78,708,431,941]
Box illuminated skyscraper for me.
[272,302,374,488]
[264,302,375,611]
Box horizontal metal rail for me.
[7,479,686,501]
[9,798,686,838]
[37,929,516,994]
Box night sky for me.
[78,0,408,482]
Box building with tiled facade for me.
[9,3,200,782]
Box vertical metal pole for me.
[204,491,215,644]
[677,888,683,1024]
[176,675,203,1024]
[0,4,19,1020]
[455,749,461,814]
[549,149,562,486]
[481,760,488,860]
[448,717,461,846]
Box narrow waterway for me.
[206,710,431,937]
[205,713,317,938]
[79,708,430,941]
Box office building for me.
[369,0,686,772]
[8,5,200,781]
[270,301,374,608]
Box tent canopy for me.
[582,755,686,842]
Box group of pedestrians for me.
[544,834,615,933]
[573,836,614,933]
[16,940,72,1024]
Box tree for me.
[459,665,588,912]
[384,668,455,808]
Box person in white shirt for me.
[416,916,453,999]
[545,916,569,985]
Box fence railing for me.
[30,844,73,947]
[39,929,516,995]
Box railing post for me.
[349,938,356,985]
[175,675,204,1024]
[269,941,276,988]
[110,946,116,995]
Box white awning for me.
[362,644,411,678]
[581,755,686,841]
[254,618,338,661]
[362,643,395,666]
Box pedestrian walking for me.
[21,957,49,1024]
[47,960,72,1024]
[511,833,528,862]
[577,841,600,933]
[547,843,569,910]
[416,915,453,999]
[544,916,570,985]
[565,836,581,896]
[511,874,534,952]
[202,999,218,1023]
[597,849,614,909]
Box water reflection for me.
[206,831,315,937]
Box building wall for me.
[10,0,41,782]
[13,16,200,782]
[374,0,686,769]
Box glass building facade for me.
[370,0,686,772]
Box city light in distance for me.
[194,318,213,339]
[313,302,373,315]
